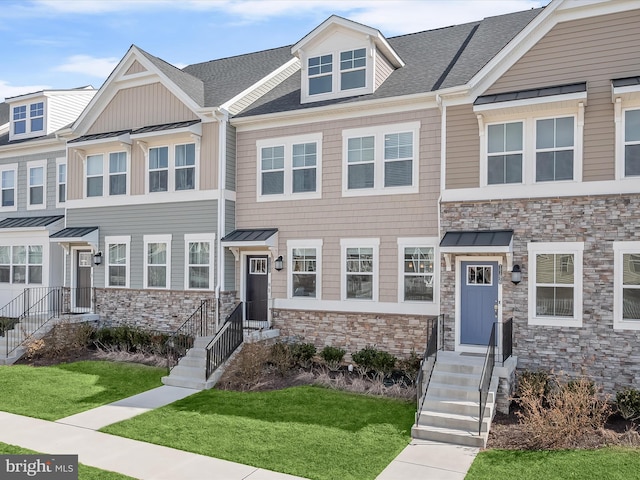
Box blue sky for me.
[0,0,547,101]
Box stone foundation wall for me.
[219,291,239,319]
[272,308,434,358]
[441,193,640,394]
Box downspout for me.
[437,93,446,315]
[215,108,229,330]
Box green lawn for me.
[102,385,415,480]
[466,447,640,480]
[0,442,135,480]
[0,361,165,420]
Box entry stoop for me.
[412,351,499,447]
[162,336,218,390]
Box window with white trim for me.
[487,121,523,185]
[257,134,322,201]
[144,235,171,289]
[13,105,26,135]
[308,54,332,95]
[86,154,104,197]
[536,116,574,182]
[30,102,44,132]
[147,142,198,194]
[1,167,16,209]
[0,245,42,284]
[106,236,130,288]
[623,109,640,177]
[175,143,196,191]
[528,242,583,327]
[28,162,46,208]
[57,162,66,204]
[11,101,45,138]
[288,239,322,299]
[402,246,435,301]
[613,242,640,330]
[85,151,128,198]
[184,234,214,290]
[343,122,419,196]
[149,147,168,193]
[340,48,366,90]
[341,238,379,301]
[109,152,127,195]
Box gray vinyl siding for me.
[66,200,218,289]
[223,200,236,291]
[226,124,236,191]
[225,200,235,234]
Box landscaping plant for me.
[319,345,345,371]
[616,387,640,422]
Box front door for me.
[246,255,269,323]
[76,251,92,309]
[460,261,498,345]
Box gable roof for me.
[235,7,543,118]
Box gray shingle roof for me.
[0,131,57,147]
[0,102,8,125]
[236,7,543,117]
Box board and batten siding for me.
[67,200,218,289]
[484,9,640,182]
[124,60,147,76]
[445,104,479,190]
[86,83,198,134]
[235,108,440,303]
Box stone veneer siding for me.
[95,288,217,331]
[272,308,435,359]
[441,193,640,394]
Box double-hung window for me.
[341,238,379,301]
[304,46,371,102]
[308,54,332,95]
[528,242,583,327]
[11,102,44,137]
[536,117,574,182]
[398,241,436,302]
[28,246,43,284]
[1,168,16,209]
[109,152,127,195]
[184,234,214,290]
[175,143,196,190]
[257,134,322,200]
[288,239,322,299]
[57,162,66,204]
[343,122,419,196]
[106,236,130,288]
[13,106,26,135]
[86,154,104,197]
[149,147,169,193]
[144,235,171,289]
[487,122,523,184]
[340,48,366,90]
[613,242,640,330]
[623,109,640,177]
[0,246,40,284]
[30,102,44,132]
[28,162,45,208]
[146,143,197,193]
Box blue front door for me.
[460,261,498,345]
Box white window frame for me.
[534,115,576,183]
[614,98,640,180]
[287,239,323,300]
[105,235,130,288]
[145,141,200,194]
[85,153,104,198]
[108,151,128,196]
[485,120,525,186]
[27,160,47,210]
[143,234,172,290]
[10,101,46,140]
[339,48,367,91]
[342,122,420,197]
[56,158,66,206]
[527,242,584,327]
[84,150,130,198]
[340,238,379,302]
[256,133,322,202]
[613,242,640,331]
[184,233,215,291]
[397,238,438,304]
[477,100,584,188]
[174,143,197,191]
[30,102,44,133]
[307,52,333,96]
[0,164,18,212]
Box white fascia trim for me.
[130,122,202,140]
[65,189,218,208]
[222,58,300,111]
[441,178,640,203]
[231,93,438,132]
[223,234,278,250]
[273,298,440,316]
[473,91,587,114]
[68,134,132,148]
[613,241,640,331]
[612,85,640,98]
[50,229,99,252]
[0,138,65,158]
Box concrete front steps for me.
[161,336,217,390]
[412,351,498,447]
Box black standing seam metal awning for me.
[50,226,99,239]
[50,226,99,251]
[440,230,513,251]
[221,228,278,243]
[474,82,586,106]
[0,215,64,229]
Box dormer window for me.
[308,55,333,95]
[13,106,26,135]
[340,48,366,90]
[30,103,44,132]
[12,102,45,136]
[307,48,368,98]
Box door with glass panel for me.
[76,251,92,310]
[460,261,498,345]
[246,256,269,326]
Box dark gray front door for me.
[246,255,268,321]
[76,251,92,309]
[460,261,498,345]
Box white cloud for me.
[55,55,119,78]
[0,80,51,103]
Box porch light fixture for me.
[93,252,103,266]
[274,255,284,271]
[511,264,522,285]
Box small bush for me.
[516,370,551,399]
[320,346,345,370]
[219,342,271,391]
[352,346,397,379]
[270,341,294,376]
[92,325,169,355]
[351,346,378,372]
[25,321,95,360]
[290,342,316,368]
[0,317,19,336]
[397,351,421,383]
[617,388,640,421]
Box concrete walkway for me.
[0,385,479,479]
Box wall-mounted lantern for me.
[511,264,522,285]
[274,255,284,271]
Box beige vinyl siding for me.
[124,60,147,76]
[200,122,218,190]
[375,50,395,90]
[67,147,83,201]
[484,9,640,182]
[236,109,440,303]
[226,124,236,191]
[131,143,145,195]
[446,104,479,189]
[87,83,198,134]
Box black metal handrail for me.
[205,302,243,379]
[502,317,513,362]
[165,299,215,372]
[415,314,443,426]
[478,322,497,435]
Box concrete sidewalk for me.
[0,384,479,479]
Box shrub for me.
[352,346,397,379]
[516,373,611,449]
[516,370,551,399]
[219,341,271,391]
[25,321,95,360]
[397,351,422,384]
[319,346,345,370]
[351,346,378,372]
[92,325,169,355]
[0,317,19,337]
[290,342,316,368]
[269,341,294,376]
[617,388,640,421]
[371,351,397,379]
